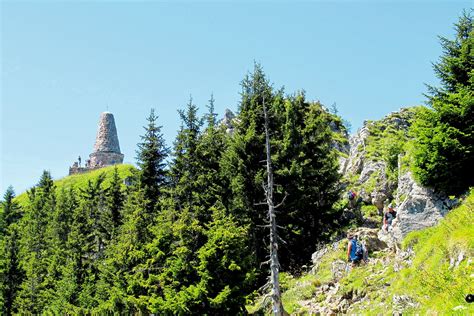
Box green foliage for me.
[0,187,23,315]
[411,11,474,195]
[136,108,169,211]
[5,66,348,314]
[252,190,473,314]
[360,204,379,219]
[340,191,474,314]
[391,189,474,313]
[222,64,342,274]
[365,109,417,183]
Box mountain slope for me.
[249,189,473,314]
[14,164,136,206]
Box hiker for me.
[347,234,364,266]
[383,203,397,232]
[348,190,357,208]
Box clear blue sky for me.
[1,1,470,195]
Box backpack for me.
[354,239,363,259]
[348,191,355,200]
[385,210,397,221]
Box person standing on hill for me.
[383,203,397,232]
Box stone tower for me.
[88,112,124,168]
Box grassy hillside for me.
[343,190,473,314]
[14,164,136,206]
[249,189,474,314]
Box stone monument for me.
[69,112,124,175]
[89,112,124,168]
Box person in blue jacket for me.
[347,234,364,266]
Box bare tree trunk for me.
[263,100,285,316]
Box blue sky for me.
[1,1,470,195]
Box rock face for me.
[220,108,237,135]
[340,123,392,212]
[340,125,370,176]
[391,171,454,240]
[89,112,124,168]
[340,107,456,241]
[349,227,388,252]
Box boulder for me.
[331,259,348,281]
[349,227,388,252]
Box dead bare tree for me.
[262,97,287,316]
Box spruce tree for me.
[221,63,279,279]
[43,187,79,313]
[221,65,342,275]
[0,187,23,315]
[16,171,56,313]
[412,11,474,194]
[170,96,203,211]
[106,166,125,232]
[136,108,169,212]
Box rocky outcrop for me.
[391,171,456,240]
[220,108,237,135]
[340,123,392,212]
[340,107,457,241]
[340,125,370,176]
[349,227,388,252]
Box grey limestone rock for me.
[341,125,370,176]
[391,172,453,241]
[349,227,388,252]
[220,108,237,135]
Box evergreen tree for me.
[170,96,203,211]
[275,96,341,268]
[106,166,125,233]
[136,108,169,212]
[194,95,228,217]
[148,203,254,314]
[221,65,342,275]
[96,185,153,314]
[0,186,22,233]
[43,187,79,313]
[221,63,279,279]
[16,171,55,313]
[0,187,23,315]
[412,11,474,195]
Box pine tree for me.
[16,171,56,313]
[194,95,228,217]
[0,187,24,315]
[106,166,125,232]
[43,187,79,313]
[412,11,474,194]
[220,63,279,280]
[136,108,169,212]
[170,96,203,211]
[221,65,342,275]
[144,96,254,314]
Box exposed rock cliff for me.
[340,107,457,241]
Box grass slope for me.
[249,189,474,314]
[14,164,136,206]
